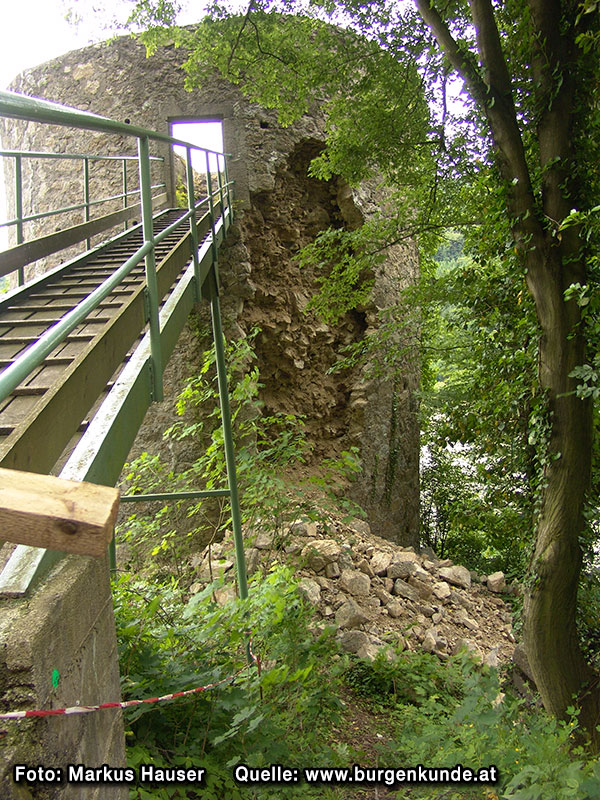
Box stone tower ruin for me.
[3,32,420,546]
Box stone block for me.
[392,579,420,602]
[301,539,342,572]
[487,571,506,593]
[370,551,393,575]
[438,565,471,590]
[335,598,369,629]
[298,578,321,606]
[339,569,371,597]
[339,629,370,654]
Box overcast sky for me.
[1,1,107,90]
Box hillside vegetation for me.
[115,328,600,799]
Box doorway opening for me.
[171,119,224,205]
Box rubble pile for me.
[189,514,519,667]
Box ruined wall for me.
[2,33,420,546]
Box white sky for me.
[0,1,107,91]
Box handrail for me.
[0,191,168,279]
[0,91,231,400]
[0,90,225,155]
[0,187,229,405]
[0,90,228,286]
[0,194,213,403]
[0,184,166,229]
[0,90,231,400]
[0,150,161,162]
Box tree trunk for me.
[523,248,600,746]
[415,0,600,742]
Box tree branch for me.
[413,0,555,317]
[227,0,257,71]
[412,0,488,104]
[468,0,517,115]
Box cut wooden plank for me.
[0,467,119,556]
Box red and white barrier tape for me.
[0,641,258,721]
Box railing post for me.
[224,158,233,226]
[186,147,201,302]
[137,135,163,402]
[210,293,248,601]
[109,537,117,575]
[205,151,219,286]
[217,154,225,219]
[122,158,128,231]
[83,157,91,250]
[15,154,24,285]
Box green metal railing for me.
[0,149,164,285]
[0,90,246,599]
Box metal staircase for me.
[0,91,247,600]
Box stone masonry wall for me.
[0,554,126,800]
[2,32,420,546]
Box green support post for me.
[15,154,24,285]
[210,290,248,601]
[186,147,201,302]
[224,158,233,224]
[217,154,225,216]
[109,537,117,575]
[205,151,220,286]
[137,135,163,402]
[83,157,91,250]
[122,158,128,231]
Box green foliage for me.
[343,650,600,800]
[174,175,188,208]
[345,647,464,708]
[115,565,346,799]
[413,229,541,578]
[114,0,600,746]
[576,570,600,671]
[115,568,600,800]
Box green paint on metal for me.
[109,537,117,576]
[0,239,153,403]
[0,90,225,157]
[122,159,129,231]
[137,135,163,403]
[211,290,248,601]
[121,489,230,502]
[0,90,247,602]
[186,148,201,302]
[15,154,23,286]
[83,157,91,250]
[224,159,234,223]
[205,151,220,287]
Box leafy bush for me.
[115,565,346,800]
[343,650,600,800]
[577,570,600,671]
[345,647,464,708]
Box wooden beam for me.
[0,467,119,556]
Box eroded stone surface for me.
[439,565,472,590]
